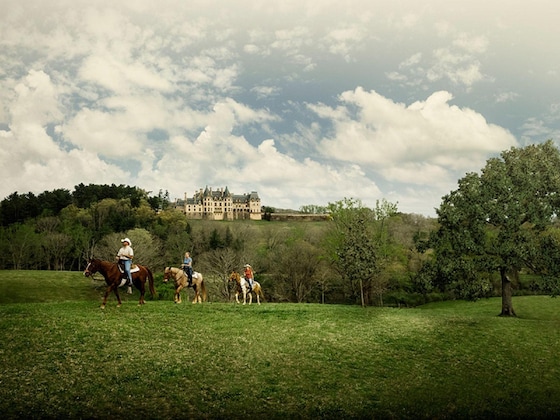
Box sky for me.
[1,0,559,217]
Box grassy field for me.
[1,270,560,419]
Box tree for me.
[147,189,171,211]
[326,198,379,306]
[267,228,326,303]
[3,222,40,269]
[94,228,162,269]
[423,141,560,316]
[198,248,240,300]
[300,204,328,214]
[37,189,72,216]
[0,192,40,226]
[262,206,275,221]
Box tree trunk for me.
[360,278,365,307]
[500,268,516,317]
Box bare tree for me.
[199,248,240,300]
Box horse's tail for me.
[200,278,208,302]
[257,283,266,302]
[147,266,156,297]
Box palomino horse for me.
[228,271,264,305]
[163,267,207,304]
[83,258,155,309]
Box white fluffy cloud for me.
[315,88,517,185]
[0,0,558,216]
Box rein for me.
[84,262,103,283]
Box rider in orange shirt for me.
[244,264,254,292]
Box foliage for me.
[264,227,328,302]
[419,141,560,315]
[325,198,400,306]
[262,205,275,220]
[5,148,560,307]
[72,183,146,209]
[300,204,328,214]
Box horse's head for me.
[229,271,240,283]
[83,259,100,277]
[163,267,171,283]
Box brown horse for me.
[228,271,264,305]
[163,267,207,304]
[84,258,155,309]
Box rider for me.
[182,251,194,287]
[116,238,134,294]
[244,263,254,292]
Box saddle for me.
[117,262,140,275]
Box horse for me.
[163,267,207,304]
[228,271,264,305]
[83,258,155,309]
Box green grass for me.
[1,271,560,419]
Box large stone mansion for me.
[174,186,262,220]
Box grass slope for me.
[1,270,560,419]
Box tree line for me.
[2,141,560,310]
[0,182,435,305]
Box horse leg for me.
[191,284,198,304]
[112,284,122,308]
[101,286,111,309]
[243,289,247,305]
[101,284,121,309]
[138,280,146,305]
[248,291,253,305]
[175,285,183,304]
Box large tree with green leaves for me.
[328,198,397,306]
[423,141,560,316]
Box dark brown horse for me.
[163,267,207,304]
[84,258,155,309]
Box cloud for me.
[313,88,517,187]
[145,99,381,209]
[79,54,172,93]
[1,0,558,218]
[324,24,369,62]
[495,91,519,103]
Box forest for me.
[0,182,439,305]
[2,142,560,308]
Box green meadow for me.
[1,270,560,419]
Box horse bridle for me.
[163,267,170,282]
[83,261,100,281]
